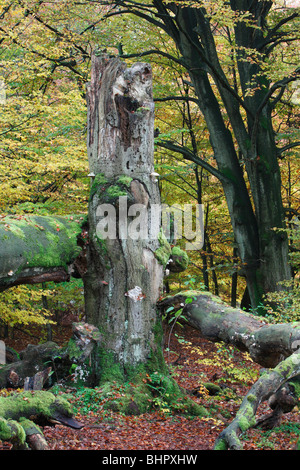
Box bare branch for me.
[154,95,199,104]
[259,11,299,52]
[120,49,185,67]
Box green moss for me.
[19,418,42,437]
[0,391,74,423]
[203,382,222,395]
[214,439,227,450]
[247,393,257,403]
[65,338,83,361]
[237,400,256,433]
[92,319,207,418]
[238,415,250,432]
[0,215,83,274]
[0,391,75,447]
[89,174,137,206]
[90,173,109,199]
[289,377,300,398]
[155,230,171,268]
[97,347,125,384]
[0,416,16,441]
[117,175,133,187]
[171,246,189,270]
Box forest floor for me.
[1,320,300,452]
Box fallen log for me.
[0,214,186,293]
[158,291,300,368]
[214,350,300,450]
[0,214,86,291]
[0,322,102,389]
[159,290,300,449]
[0,390,83,450]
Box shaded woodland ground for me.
[1,319,300,451]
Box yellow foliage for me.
[0,285,55,327]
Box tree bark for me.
[85,53,164,373]
[0,215,85,291]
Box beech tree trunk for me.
[113,0,296,309]
[172,5,291,309]
[84,53,164,372]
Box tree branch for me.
[277,141,300,158]
[156,139,231,184]
[120,49,185,68]
[258,11,299,52]
[251,67,300,146]
[154,95,199,104]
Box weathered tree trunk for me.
[85,53,164,374]
[0,215,85,291]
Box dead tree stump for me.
[84,53,164,370]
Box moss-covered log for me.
[0,390,83,450]
[159,291,300,449]
[0,214,86,291]
[214,351,300,450]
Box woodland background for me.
[0,0,299,451]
